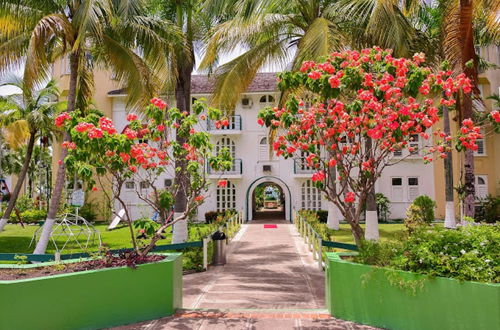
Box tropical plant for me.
[146,0,233,243]
[412,195,437,224]
[258,47,478,246]
[58,98,231,254]
[0,0,182,253]
[375,193,391,222]
[0,77,62,231]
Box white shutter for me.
[259,137,270,161]
[476,176,488,200]
[408,186,419,201]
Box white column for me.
[327,202,339,230]
[444,201,456,228]
[172,213,188,243]
[365,210,379,240]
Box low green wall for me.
[326,252,500,330]
[0,254,182,330]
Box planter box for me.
[326,252,500,330]
[0,253,182,330]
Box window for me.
[476,175,488,200]
[139,181,149,190]
[125,181,135,190]
[216,180,236,211]
[409,135,419,155]
[474,130,486,156]
[407,177,419,201]
[301,180,322,210]
[259,137,270,161]
[164,179,173,188]
[216,137,236,158]
[259,95,275,104]
[393,148,403,157]
[61,56,71,75]
[391,177,404,202]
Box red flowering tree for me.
[56,99,231,255]
[258,47,481,246]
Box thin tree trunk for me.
[460,0,476,220]
[364,138,378,240]
[326,163,339,229]
[0,132,37,231]
[34,52,79,254]
[172,59,194,244]
[443,104,456,228]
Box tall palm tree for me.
[0,77,63,231]
[0,0,181,253]
[148,0,231,243]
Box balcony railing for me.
[208,158,243,175]
[293,158,316,174]
[207,115,242,131]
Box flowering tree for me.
[258,47,487,247]
[55,98,231,255]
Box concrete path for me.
[112,217,379,329]
[185,217,325,310]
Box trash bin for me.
[212,231,227,265]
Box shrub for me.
[16,194,35,213]
[375,193,391,222]
[412,195,436,224]
[404,205,429,233]
[316,210,328,223]
[356,224,499,283]
[10,209,47,224]
[475,195,500,223]
[204,210,236,224]
[78,202,97,222]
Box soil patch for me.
[0,254,165,280]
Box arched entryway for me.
[246,176,292,222]
[252,182,285,220]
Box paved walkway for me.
[112,216,379,329]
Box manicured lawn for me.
[0,222,212,255]
[330,223,407,245]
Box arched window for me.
[259,136,270,161]
[301,180,322,210]
[217,180,236,211]
[216,137,236,158]
[259,94,276,106]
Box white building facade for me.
[108,73,436,222]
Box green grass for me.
[330,223,407,245]
[0,222,213,255]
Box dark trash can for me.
[212,231,227,265]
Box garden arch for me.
[246,176,292,222]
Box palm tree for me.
[0,0,181,253]
[0,77,63,231]
[148,0,231,243]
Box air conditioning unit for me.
[263,165,272,172]
[241,97,253,108]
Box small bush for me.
[10,209,47,224]
[356,224,499,283]
[404,205,429,233]
[79,202,97,222]
[412,195,436,224]
[204,210,236,224]
[475,195,500,223]
[375,193,391,222]
[16,195,35,213]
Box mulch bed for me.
[0,254,165,281]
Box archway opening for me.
[251,182,285,220]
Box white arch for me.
[246,176,292,222]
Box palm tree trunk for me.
[460,0,476,221]
[0,132,37,231]
[34,52,79,254]
[443,104,456,228]
[172,60,194,244]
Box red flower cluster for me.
[491,110,500,123]
[126,113,138,121]
[55,112,71,127]
[457,118,482,151]
[98,117,117,135]
[217,180,228,187]
[61,141,76,149]
[345,192,356,203]
[150,97,166,110]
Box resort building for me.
[50,48,500,223]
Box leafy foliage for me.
[356,224,500,283]
[412,195,436,224]
[476,195,500,223]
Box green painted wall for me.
[0,254,182,330]
[326,253,500,330]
